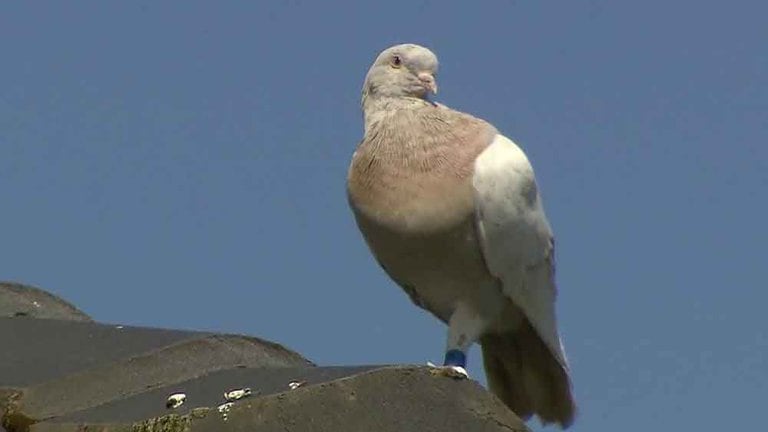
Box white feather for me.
[473,134,568,369]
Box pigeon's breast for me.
[346,110,501,320]
[348,161,476,234]
[347,112,496,235]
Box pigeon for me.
[347,44,576,428]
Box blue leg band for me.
[443,349,466,367]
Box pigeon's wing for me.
[472,134,568,368]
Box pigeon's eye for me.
[391,55,402,68]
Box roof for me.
[0,282,527,432]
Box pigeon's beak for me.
[418,72,438,95]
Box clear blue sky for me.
[1,2,765,430]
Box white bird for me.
[347,43,576,428]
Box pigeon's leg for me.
[431,303,488,379]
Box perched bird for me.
[347,44,576,428]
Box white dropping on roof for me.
[288,380,306,390]
[217,401,234,421]
[217,401,234,412]
[224,387,252,402]
[165,393,186,409]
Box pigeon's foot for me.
[427,362,469,379]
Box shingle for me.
[0,283,91,322]
[30,367,528,432]
[51,365,380,424]
[2,285,526,432]
[1,318,310,426]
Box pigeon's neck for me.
[362,96,433,134]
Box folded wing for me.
[472,134,568,369]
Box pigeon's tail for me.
[480,320,576,429]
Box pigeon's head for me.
[362,43,439,103]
